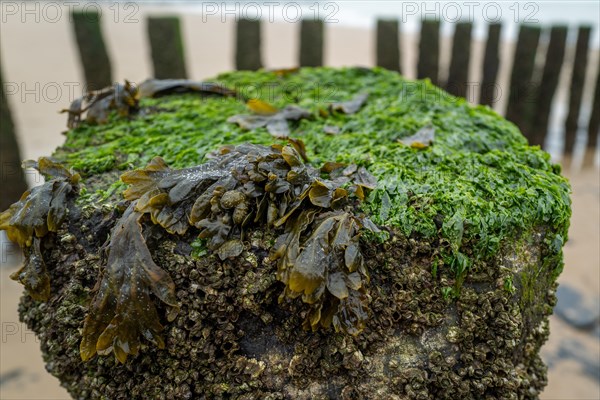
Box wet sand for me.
[1,5,598,399]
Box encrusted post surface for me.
[8,67,570,400]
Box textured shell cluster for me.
[17,222,557,399]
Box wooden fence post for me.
[0,64,28,211]
[564,26,591,161]
[72,10,112,90]
[417,19,440,85]
[583,67,599,167]
[147,17,188,79]
[236,19,262,71]
[376,19,401,73]
[529,26,568,148]
[446,22,473,98]
[506,25,541,135]
[479,23,502,107]
[299,20,324,67]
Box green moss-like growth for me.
[10,67,570,399]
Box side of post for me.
[376,19,401,73]
[71,10,112,90]
[299,20,324,67]
[236,19,262,71]
[479,23,502,107]
[505,25,541,135]
[564,26,591,160]
[446,22,473,98]
[529,26,568,147]
[583,68,600,167]
[0,63,28,211]
[147,16,188,79]
[417,20,440,85]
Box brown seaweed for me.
[122,144,317,233]
[136,79,237,99]
[78,143,377,362]
[80,204,179,364]
[227,101,311,138]
[0,158,79,300]
[268,67,300,77]
[61,81,138,129]
[323,125,341,135]
[0,158,79,246]
[62,79,237,128]
[330,93,369,114]
[246,99,279,115]
[10,237,50,301]
[117,144,376,337]
[399,125,435,149]
[286,137,309,162]
[273,210,370,334]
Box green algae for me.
[52,66,571,279]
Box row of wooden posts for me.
[3,12,600,181]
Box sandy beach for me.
[0,4,598,399]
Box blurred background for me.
[0,1,598,399]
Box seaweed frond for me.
[227,102,311,138]
[0,158,79,300]
[62,79,237,129]
[61,81,138,128]
[80,204,179,364]
[330,93,369,114]
[273,210,371,334]
[0,158,79,247]
[137,79,237,98]
[10,237,50,301]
